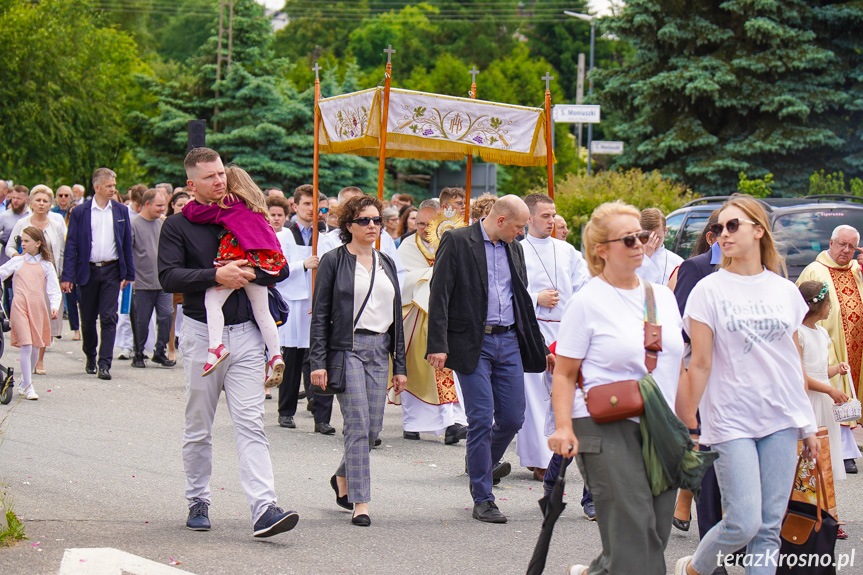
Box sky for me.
[255,1,616,16]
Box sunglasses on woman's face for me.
[598,230,651,248]
[352,216,382,227]
[709,218,758,236]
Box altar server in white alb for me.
[517,193,589,479]
[636,208,683,286]
[395,201,468,444]
[319,186,405,289]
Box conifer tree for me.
[596,0,863,195]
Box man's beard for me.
[12,203,26,215]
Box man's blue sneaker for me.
[186,499,210,531]
[583,501,596,521]
[253,504,299,538]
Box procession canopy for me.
[316,87,556,167]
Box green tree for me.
[547,169,696,247]
[0,0,145,187]
[738,172,774,198]
[132,0,377,192]
[595,0,863,196]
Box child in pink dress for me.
[182,166,286,386]
[0,227,62,400]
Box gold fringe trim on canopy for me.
[316,87,556,167]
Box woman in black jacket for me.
[310,195,407,527]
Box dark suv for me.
[665,195,863,281]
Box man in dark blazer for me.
[427,195,552,524]
[61,168,135,380]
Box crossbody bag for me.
[576,281,661,424]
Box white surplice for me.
[517,234,589,468]
[275,228,313,348]
[636,245,684,286]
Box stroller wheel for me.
[0,369,12,405]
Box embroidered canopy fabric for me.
[316,87,555,166]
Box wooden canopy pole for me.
[464,66,479,225]
[311,62,322,296]
[376,45,395,249]
[542,72,555,199]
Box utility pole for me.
[227,0,234,74]
[215,0,225,130]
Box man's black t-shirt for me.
[158,213,288,325]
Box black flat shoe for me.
[330,475,352,510]
[672,516,691,532]
[403,431,420,440]
[351,513,371,527]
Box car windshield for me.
[772,208,863,275]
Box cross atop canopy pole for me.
[542,72,554,199]
[376,46,395,249]
[464,66,480,224]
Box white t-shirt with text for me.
[683,268,817,445]
[556,276,685,420]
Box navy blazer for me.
[62,200,135,285]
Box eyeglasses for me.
[57,194,70,198]
[351,216,382,227]
[833,240,858,252]
[709,218,759,236]
[319,207,329,214]
[598,230,651,248]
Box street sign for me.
[590,140,624,154]
[552,104,600,124]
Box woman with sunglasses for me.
[310,194,407,527]
[548,201,687,575]
[675,195,819,575]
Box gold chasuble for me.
[797,251,863,417]
[390,233,458,405]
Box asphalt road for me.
[1,334,862,575]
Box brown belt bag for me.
[577,282,661,424]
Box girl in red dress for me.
[182,166,286,386]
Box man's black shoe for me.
[492,460,512,486]
[298,390,306,400]
[85,361,97,375]
[131,355,146,369]
[186,499,210,531]
[403,431,420,440]
[253,505,299,538]
[472,500,507,523]
[845,459,858,474]
[373,437,382,447]
[279,416,296,428]
[151,353,176,367]
[97,367,112,380]
[315,422,336,435]
[445,423,468,445]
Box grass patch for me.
[0,507,26,546]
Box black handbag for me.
[311,252,377,396]
[777,457,839,575]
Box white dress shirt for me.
[90,200,118,262]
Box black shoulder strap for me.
[290,223,305,246]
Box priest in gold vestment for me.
[392,205,468,444]
[797,224,863,473]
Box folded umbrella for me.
[527,456,572,575]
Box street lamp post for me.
[564,11,596,176]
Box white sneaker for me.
[674,556,693,575]
[23,386,38,400]
[567,566,588,575]
[118,347,133,360]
